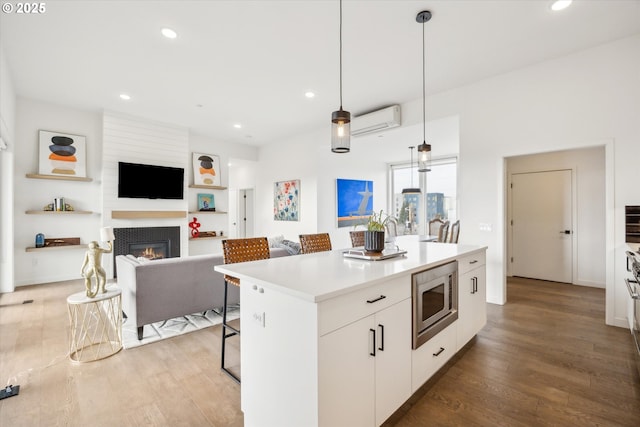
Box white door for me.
[511,170,573,283]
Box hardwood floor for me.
[1,277,638,426]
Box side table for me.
[67,286,123,363]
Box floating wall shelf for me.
[26,244,88,252]
[26,173,93,182]
[188,211,227,215]
[189,184,227,190]
[111,210,187,219]
[26,210,93,215]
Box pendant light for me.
[331,0,350,153]
[416,11,432,172]
[401,146,420,194]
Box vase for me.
[364,230,385,253]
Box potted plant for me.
[364,210,390,252]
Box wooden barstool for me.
[220,237,270,383]
[299,233,332,254]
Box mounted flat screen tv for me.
[118,162,184,200]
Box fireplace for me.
[129,241,170,260]
[113,226,180,276]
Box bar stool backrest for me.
[221,237,270,286]
[299,233,332,254]
[349,230,365,247]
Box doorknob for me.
[559,230,572,235]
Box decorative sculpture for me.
[80,227,114,298]
[189,217,201,238]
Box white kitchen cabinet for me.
[411,321,457,393]
[319,298,412,427]
[457,252,487,350]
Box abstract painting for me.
[38,130,86,177]
[197,193,215,211]
[274,179,300,221]
[193,153,221,186]
[336,178,373,228]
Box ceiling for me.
[2,0,639,147]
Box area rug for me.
[122,307,239,349]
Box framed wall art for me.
[336,178,373,228]
[274,179,300,221]
[197,193,215,211]
[192,152,221,186]
[38,130,87,178]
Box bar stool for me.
[220,237,270,383]
[299,233,332,254]
[349,230,365,247]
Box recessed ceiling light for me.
[550,0,572,11]
[161,28,177,39]
[305,91,315,98]
[119,94,131,100]
[233,124,242,129]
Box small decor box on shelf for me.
[45,237,81,247]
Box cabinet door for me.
[319,316,375,427]
[457,266,487,350]
[375,299,412,426]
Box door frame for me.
[501,140,617,326]
[507,168,577,284]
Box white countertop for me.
[214,235,487,303]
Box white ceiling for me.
[2,0,639,147]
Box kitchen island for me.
[215,235,487,427]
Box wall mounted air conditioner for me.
[351,105,401,137]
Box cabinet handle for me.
[469,260,478,264]
[472,277,478,293]
[433,347,445,357]
[366,295,386,304]
[470,277,475,294]
[378,324,384,352]
[370,328,376,357]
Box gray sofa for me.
[116,247,291,340]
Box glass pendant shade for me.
[417,142,431,172]
[331,108,351,153]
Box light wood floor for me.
[1,277,639,426]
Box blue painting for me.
[336,178,373,228]
[274,179,300,221]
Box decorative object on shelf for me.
[193,152,221,186]
[80,227,114,298]
[220,230,224,237]
[45,237,80,247]
[330,0,351,154]
[43,201,75,211]
[35,233,45,248]
[416,10,432,173]
[196,231,217,238]
[336,178,373,228]
[274,179,300,221]
[364,210,390,253]
[189,217,201,238]
[54,197,65,211]
[197,193,215,211]
[38,130,86,178]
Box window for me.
[389,157,457,235]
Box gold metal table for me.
[67,286,122,362]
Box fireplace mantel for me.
[111,210,187,219]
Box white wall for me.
[507,147,606,288]
[255,115,459,250]
[13,98,102,286]
[0,44,16,292]
[188,132,258,255]
[429,34,640,327]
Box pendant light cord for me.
[422,20,426,144]
[339,0,343,109]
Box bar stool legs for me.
[221,279,240,383]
